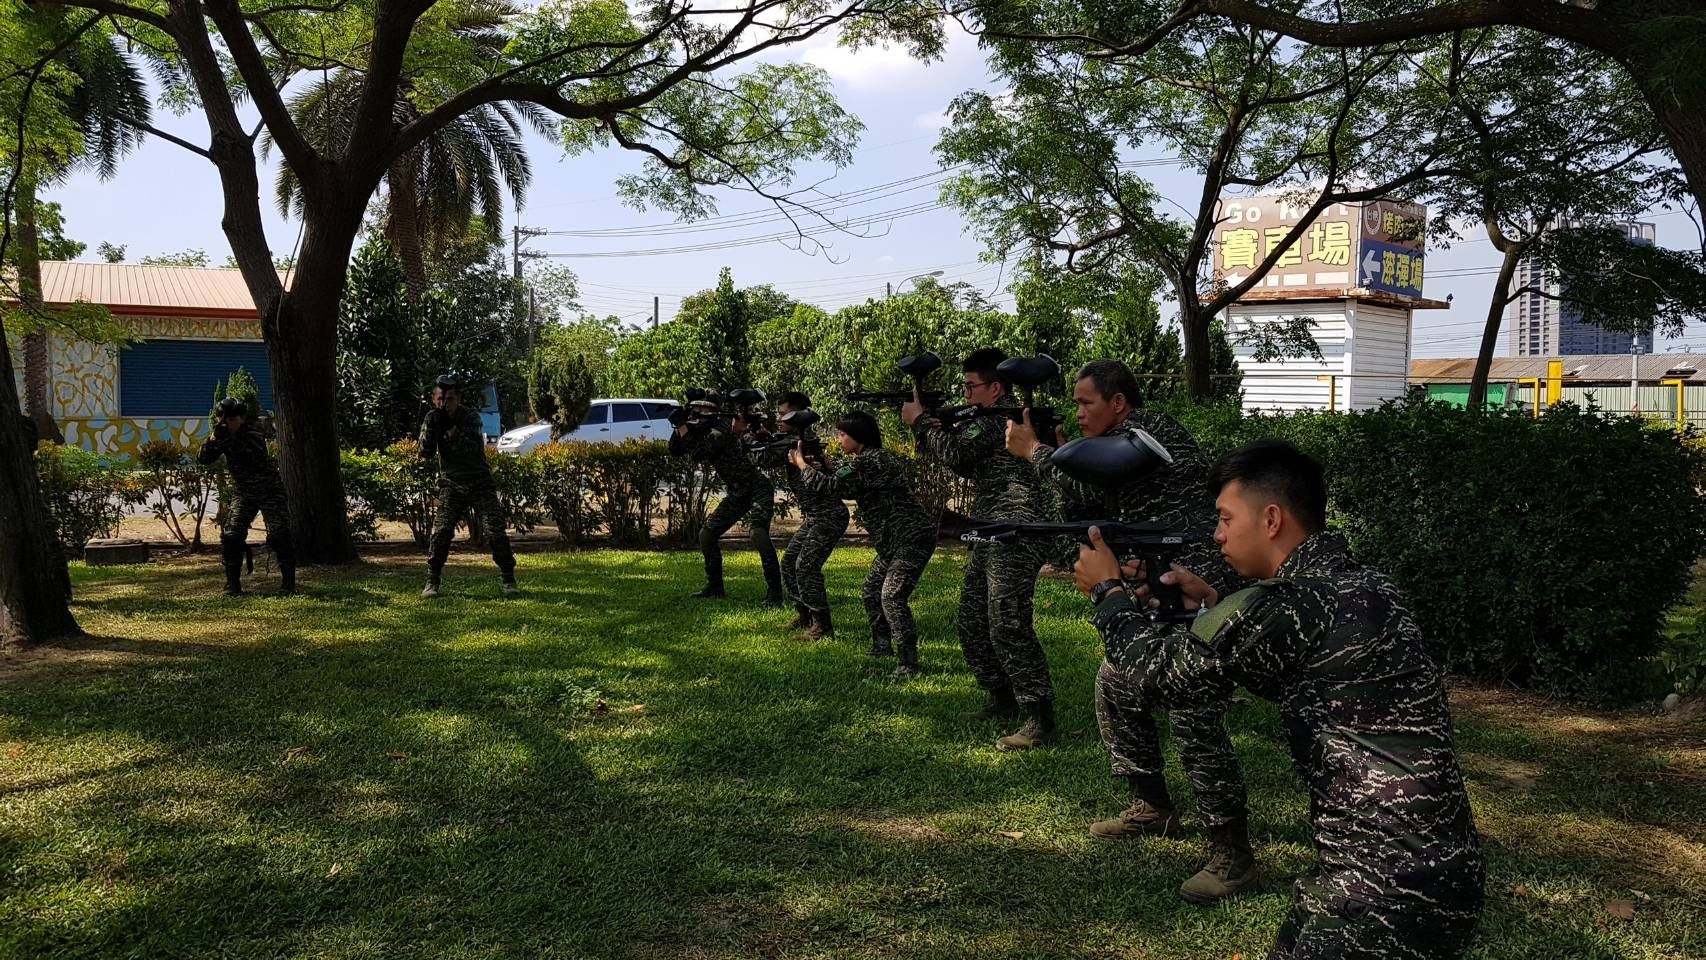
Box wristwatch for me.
[1089,578,1126,605]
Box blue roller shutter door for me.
[119,339,275,416]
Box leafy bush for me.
[33,443,144,556]
[135,441,219,550]
[524,440,714,546]
[1161,395,1706,702]
[1661,618,1706,698]
[340,441,437,544]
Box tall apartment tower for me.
[1508,218,1657,356]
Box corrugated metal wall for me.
[119,339,274,417]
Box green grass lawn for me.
[2,548,1702,959]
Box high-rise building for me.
[1508,219,1656,356]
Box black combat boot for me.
[996,700,1059,752]
[501,574,520,598]
[421,567,443,599]
[963,685,1020,722]
[762,585,786,607]
[867,626,894,657]
[691,583,727,598]
[270,536,296,596]
[786,602,811,630]
[889,640,918,679]
[1179,818,1258,904]
[221,537,244,597]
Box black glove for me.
[212,422,231,442]
[426,407,451,432]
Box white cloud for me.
[800,39,927,93]
[913,109,950,130]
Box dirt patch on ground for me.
[840,815,951,844]
[1451,685,1706,758]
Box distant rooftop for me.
[1411,354,1706,384]
[29,261,290,317]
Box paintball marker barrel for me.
[961,432,1206,621]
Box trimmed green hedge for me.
[1161,395,1706,702]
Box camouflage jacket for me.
[420,405,493,487]
[1036,408,1234,590]
[912,394,1048,522]
[798,448,933,559]
[1092,532,1483,910]
[670,423,771,499]
[198,423,283,494]
[755,432,848,524]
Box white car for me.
[495,398,680,455]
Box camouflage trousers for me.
[700,486,780,592]
[861,546,934,650]
[782,510,848,613]
[428,480,515,575]
[1095,659,1248,826]
[222,482,294,564]
[958,541,1053,706]
[1267,875,1482,960]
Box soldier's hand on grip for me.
[1074,526,1124,595]
[1153,564,1216,612]
[1006,410,1039,461]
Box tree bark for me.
[1636,69,1706,245]
[15,176,63,444]
[1179,303,1214,399]
[206,120,362,565]
[385,162,429,301]
[260,216,364,565]
[1469,240,1526,410]
[0,311,79,651]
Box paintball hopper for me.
[729,388,766,408]
[996,354,1061,390]
[1049,431,1174,488]
[898,351,943,381]
[779,408,821,431]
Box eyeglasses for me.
[963,379,991,391]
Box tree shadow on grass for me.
[2,552,1699,959]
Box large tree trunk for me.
[1468,240,1526,411]
[0,312,79,650]
[1179,304,1214,399]
[385,162,430,301]
[262,220,363,564]
[208,123,362,565]
[15,177,63,444]
[1637,71,1706,240]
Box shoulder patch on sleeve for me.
[1189,581,1284,642]
[835,466,854,479]
[962,423,983,440]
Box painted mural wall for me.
[48,314,263,459]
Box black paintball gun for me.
[941,354,1067,442]
[847,351,950,410]
[756,407,823,453]
[960,431,1212,621]
[670,387,767,428]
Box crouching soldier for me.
[419,373,518,598]
[1075,440,1483,958]
[199,397,295,596]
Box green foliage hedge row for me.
[1161,395,1706,702]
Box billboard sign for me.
[1213,195,1427,301]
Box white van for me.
[495,398,680,455]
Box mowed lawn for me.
[2,548,1702,960]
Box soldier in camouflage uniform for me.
[1008,359,1253,902]
[760,392,849,639]
[669,400,783,603]
[904,347,1055,751]
[793,411,935,676]
[419,374,518,598]
[199,397,296,596]
[1074,440,1484,957]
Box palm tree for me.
[267,1,544,299]
[14,29,150,444]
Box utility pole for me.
[511,221,548,350]
[653,295,659,329]
[1631,334,1642,414]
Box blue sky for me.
[50,23,1704,360]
